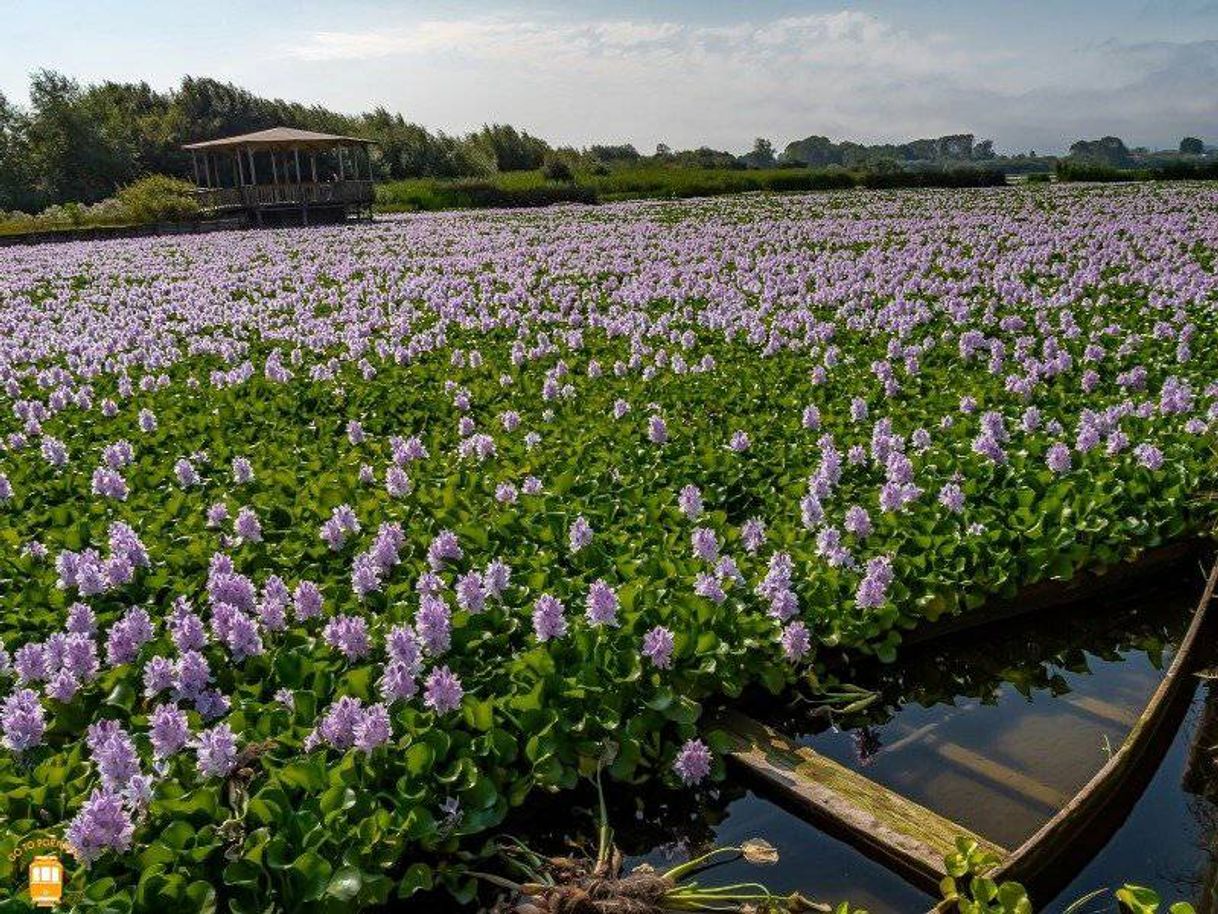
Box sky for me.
[2,0,1216,155]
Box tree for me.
[780,135,841,167]
[1068,136,1131,167]
[739,137,775,169]
[1179,136,1205,155]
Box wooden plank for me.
[1063,694,1139,729]
[927,738,1067,810]
[716,710,1007,892]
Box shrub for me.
[541,157,575,183]
[117,175,200,223]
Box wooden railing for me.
[195,180,374,210]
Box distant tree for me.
[780,135,842,167]
[473,123,548,172]
[936,133,974,160]
[654,143,672,158]
[1180,136,1205,155]
[973,139,995,160]
[1068,136,1131,167]
[589,144,640,163]
[739,137,776,169]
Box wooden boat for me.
[714,544,1218,911]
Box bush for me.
[541,157,575,182]
[117,175,200,222]
[1025,172,1052,184]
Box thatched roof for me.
[183,127,374,150]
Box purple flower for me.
[568,515,593,553]
[844,505,872,539]
[1,688,46,752]
[195,723,239,777]
[91,467,129,500]
[532,594,568,641]
[855,556,895,609]
[728,430,751,452]
[673,738,712,785]
[423,666,464,714]
[691,527,719,562]
[142,656,175,698]
[678,484,703,519]
[386,466,411,497]
[938,483,965,514]
[206,502,229,527]
[427,529,462,570]
[585,580,619,627]
[694,572,727,604]
[324,615,370,662]
[379,660,419,703]
[234,507,262,543]
[1046,442,1072,474]
[149,704,190,758]
[89,723,140,791]
[66,789,135,865]
[648,415,668,444]
[484,559,512,599]
[293,580,323,620]
[1134,443,1164,470]
[642,626,675,669]
[417,594,452,655]
[231,457,254,484]
[175,458,200,487]
[455,571,486,614]
[741,518,766,554]
[354,703,392,753]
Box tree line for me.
[0,70,1211,214]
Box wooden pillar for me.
[310,152,318,183]
[190,151,200,185]
[338,146,346,181]
[271,150,279,186]
[295,147,307,226]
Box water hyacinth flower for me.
[148,703,190,758]
[231,457,254,484]
[779,621,811,661]
[1134,443,1164,470]
[423,666,464,714]
[293,580,323,620]
[1,688,46,752]
[66,789,135,865]
[1046,442,1072,474]
[584,580,619,626]
[648,414,668,444]
[741,518,766,553]
[691,527,719,562]
[568,515,593,553]
[174,458,200,487]
[642,626,675,669]
[324,615,370,661]
[855,556,895,609]
[234,507,262,544]
[673,738,712,785]
[195,723,239,778]
[678,484,703,520]
[532,594,568,641]
[938,482,965,514]
[427,530,462,570]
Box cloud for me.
[280,11,1218,153]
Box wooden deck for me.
[196,180,374,212]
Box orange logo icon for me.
[29,855,64,907]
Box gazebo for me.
[183,127,376,225]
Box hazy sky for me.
[3,0,1216,154]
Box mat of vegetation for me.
[374,163,1007,211]
[0,184,1215,912]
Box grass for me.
[375,165,1009,213]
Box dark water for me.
[487,570,1218,913]
[623,573,1216,913]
